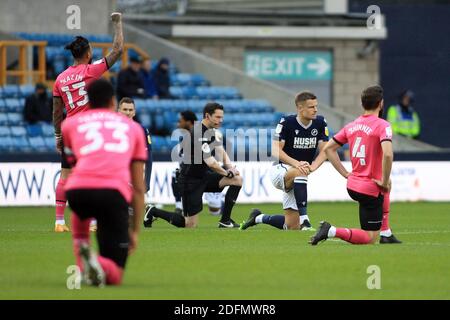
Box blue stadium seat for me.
[0,113,7,125]
[0,126,10,137]
[7,113,24,125]
[0,99,6,112]
[11,136,31,152]
[133,99,148,111]
[44,137,56,150]
[20,84,35,98]
[28,136,47,152]
[40,122,54,137]
[0,136,14,152]
[10,126,27,137]
[153,114,166,132]
[163,111,178,132]
[45,46,64,60]
[151,136,167,152]
[166,136,179,150]
[92,47,103,60]
[1,85,20,98]
[26,124,43,137]
[5,98,23,113]
[138,112,152,129]
[169,86,196,99]
[171,73,208,87]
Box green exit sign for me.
[245,51,332,80]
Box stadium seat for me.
[0,113,7,125]
[1,85,20,98]
[151,136,167,152]
[40,123,54,137]
[0,99,6,112]
[0,136,14,152]
[7,113,24,125]
[44,137,56,150]
[138,112,152,129]
[133,99,148,111]
[26,124,43,137]
[11,136,31,152]
[10,126,27,137]
[19,84,35,98]
[5,98,23,113]
[0,126,10,137]
[28,136,47,152]
[163,111,178,132]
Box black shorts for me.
[180,172,224,217]
[61,145,71,169]
[66,189,129,268]
[347,189,384,231]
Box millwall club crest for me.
[311,129,318,136]
[295,130,299,135]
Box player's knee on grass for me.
[284,209,300,230]
[185,215,198,228]
[367,230,380,244]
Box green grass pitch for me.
[1,202,449,299]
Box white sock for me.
[300,215,309,224]
[175,201,182,210]
[328,226,336,238]
[255,214,264,224]
[380,229,392,237]
[55,219,65,225]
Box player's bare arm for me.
[105,12,124,68]
[324,139,350,179]
[309,140,328,173]
[52,96,64,153]
[129,160,145,255]
[216,145,239,175]
[373,141,393,191]
[273,139,309,175]
[204,156,232,177]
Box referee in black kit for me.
[144,102,242,228]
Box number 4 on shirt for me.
[352,137,366,166]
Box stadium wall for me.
[168,38,379,116]
[1,162,449,206]
[123,24,440,153]
[0,0,115,34]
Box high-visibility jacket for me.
[387,104,420,138]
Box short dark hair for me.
[180,110,197,124]
[64,36,90,59]
[87,79,114,109]
[295,91,317,106]
[119,97,135,107]
[203,102,224,118]
[361,85,383,110]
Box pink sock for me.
[71,213,90,269]
[381,192,390,231]
[98,256,123,285]
[55,178,67,221]
[336,228,372,244]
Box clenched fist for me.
[111,12,122,23]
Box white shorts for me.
[204,192,223,209]
[269,163,298,211]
